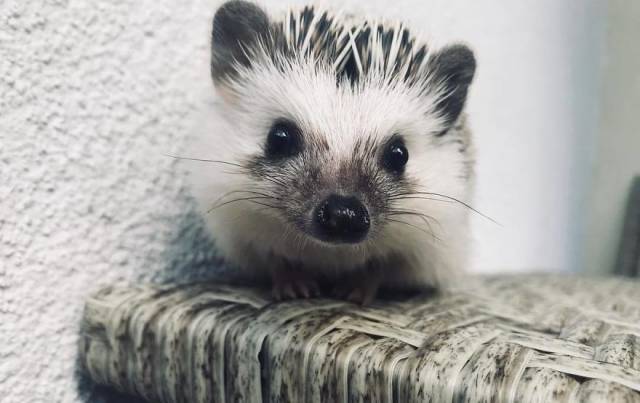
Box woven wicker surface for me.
[80,274,640,403]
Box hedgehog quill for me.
[188,0,477,304]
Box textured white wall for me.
[1,0,603,402]
[1,1,219,402]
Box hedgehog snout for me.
[313,195,370,244]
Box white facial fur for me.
[187,3,475,290]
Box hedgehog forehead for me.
[235,57,442,156]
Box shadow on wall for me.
[156,196,226,284]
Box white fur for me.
[187,6,474,289]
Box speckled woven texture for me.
[79,274,640,403]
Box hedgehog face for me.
[204,1,476,248]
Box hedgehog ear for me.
[428,44,476,134]
[211,1,271,84]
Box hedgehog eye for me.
[265,120,301,160]
[382,138,409,173]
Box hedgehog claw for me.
[271,266,319,301]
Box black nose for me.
[314,195,370,243]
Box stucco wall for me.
[1,1,603,402]
[1,1,220,401]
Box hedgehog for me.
[187,0,477,304]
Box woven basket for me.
[80,274,640,402]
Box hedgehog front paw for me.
[270,264,320,301]
[332,279,381,305]
[332,263,382,305]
